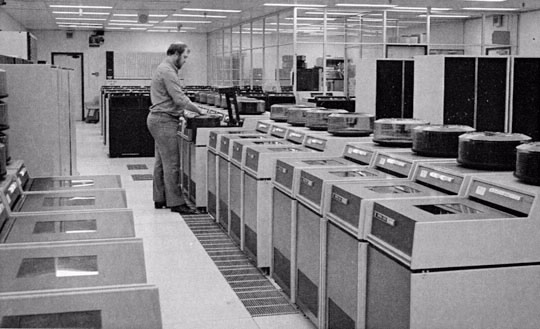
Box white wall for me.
[518,10,540,55]
[0,8,26,31]
[31,30,207,102]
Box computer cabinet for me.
[511,57,540,140]
[356,58,414,119]
[414,55,508,132]
[0,64,76,176]
[108,93,154,157]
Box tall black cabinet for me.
[511,57,540,140]
[414,55,508,132]
[108,93,154,157]
[356,58,414,119]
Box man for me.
[147,42,203,214]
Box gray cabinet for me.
[0,64,76,176]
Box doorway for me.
[52,52,85,121]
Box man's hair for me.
[166,42,189,56]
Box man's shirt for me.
[149,58,190,117]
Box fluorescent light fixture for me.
[347,17,396,21]
[147,30,169,32]
[173,14,226,18]
[462,7,518,11]
[105,27,125,30]
[109,19,138,23]
[252,27,278,31]
[264,3,327,7]
[388,9,427,12]
[336,3,397,8]
[154,26,196,29]
[54,17,107,21]
[419,14,470,18]
[305,11,361,15]
[298,27,339,30]
[108,22,154,26]
[52,11,110,15]
[285,17,336,21]
[463,0,507,1]
[392,6,451,11]
[162,20,212,24]
[56,22,103,25]
[58,24,103,28]
[50,5,113,9]
[112,13,168,17]
[182,8,241,13]
[130,27,148,30]
[266,22,312,26]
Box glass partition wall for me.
[208,7,518,96]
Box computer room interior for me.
[3,1,540,328]
[73,122,317,329]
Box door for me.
[52,53,84,121]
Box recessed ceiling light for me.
[57,22,103,26]
[266,22,312,26]
[251,27,278,31]
[113,13,168,17]
[50,5,113,9]
[463,7,519,11]
[52,11,110,15]
[335,3,397,8]
[263,3,327,7]
[58,25,102,28]
[419,14,470,18]
[285,17,336,21]
[108,23,154,26]
[54,17,107,21]
[154,26,196,29]
[173,14,226,18]
[182,8,241,13]
[394,7,451,10]
[162,20,212,24]
[109,19,138,23]
[105,27,125,30]
[130,27,147,30]
[305,11,361,15]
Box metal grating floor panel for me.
[131,174,153,181]
[127,164,148,170]
[247,304,299,317]
[182,214,298,317]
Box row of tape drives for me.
[0,160,162,328]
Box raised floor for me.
[75,121,316,329]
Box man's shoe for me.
[154,202,167,209]
[170,205,198,214]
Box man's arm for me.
[162,68,203,116]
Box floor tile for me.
[254,314,317,329]
[164,317,258,329]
